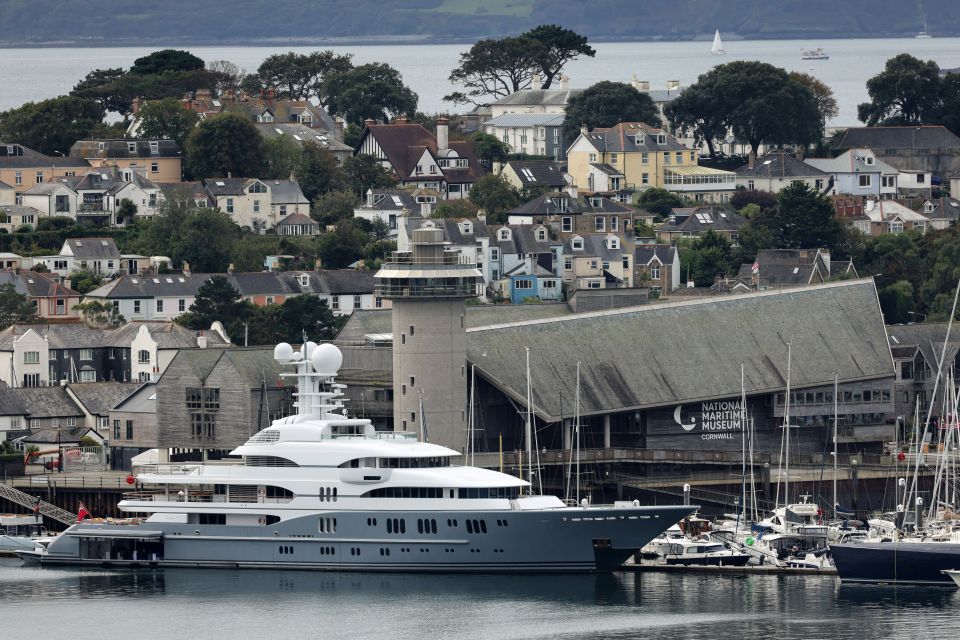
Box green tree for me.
[524,25,595,89]
[790,72,839,126]
[730,189,778,212]
[753,182,842,249]
[207,60,247,94]
[262,135,303,181]
[858,54,942,126]
[298,143,348,202]
[434,199,479,218]
[136,199,239,272]
[316,221,368,268]
[137,97,200,148]
[664,81,727,158]
[878,280,916,324]
[69,270,102,295]
[0,284,36,329]
[638,188,683,219]
[73,300,124,328]
[469,174,519,224]
[0,96,104,156]
[130,49,205,76]
[562,81,661,143]
[70,68,129,113]
[116,198,138,225]
[280,295,341,342]
[312,190,358,226]
[471,133,510,164]
[325,63,418,125]
[184,112,265,179]
[182,275,243,328]
[256,50,353,103]
[445,36,546,105]
[342,154,394,196]
[679,231,734,287]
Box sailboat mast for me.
[575,361,582,505]
[468,363,476,466]
[525,347,533,492]
[740,363,747,529]
[833,371,839,521]
[784,343,792,506]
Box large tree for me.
[790,72,839,126]
[0,96,104,156]
[137,97,200,148]
[469,174,519,224]
[182,275,243,327]
[857,53,943,126]
[752,182,842,249]
[0,284,36,329]
[298,143,348,202]
[664,81,727,158]
[342,154,395,196]
[279,295,340,342]
[525,25,595,89]
[562,81,661,143]
[70,68,129,113]
[130,49,205,76]
[184,112,265,179]
[255,50,353,103]
[471,132,510,165]
[324,63,417,125]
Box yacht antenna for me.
[524,347,534,493]
[575,360,581,505]
[739,362,746,532]
[784,342,792,507]
[467,363,476,466]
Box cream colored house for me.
[561,233,633,291]
[0,143,90,194]
[204,178,309,233]
[69,139,182,183]
[567,122,735,203]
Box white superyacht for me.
[20,342,694,572]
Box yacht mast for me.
[740,362,747,530]
[525,347,534,493]
[784,343,793,507]
[833,371,839,521]
[575,360,581,505]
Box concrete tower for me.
[375,221,482,451]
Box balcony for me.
[375,280,478,299]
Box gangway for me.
[0,482,75,526]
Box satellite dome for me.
[311,343,343,375]
[273,342,294,363]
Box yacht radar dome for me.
[302,341,318,360]
[273,342,294,363]
[311,343,343,376]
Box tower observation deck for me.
[374,222,483,451]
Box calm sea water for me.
[0,558,956,640]
[2,38,960,125]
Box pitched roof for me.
[659,207,746,234]
[0,143,90,169]
[0,270,80,298]
[0,381,28,416]
[16,386,84,419]
[831,126,960,151]
[277,212,317,227]
[735,249,824,285]
[736,151,828,178]
[67,382,141,416]
[483,113,565,128]
[508,192,635,216]
[22,426,93,444]
[69,139,181,159]
[104,321,229,349]
[564,234,623,261]
[361,123,485,183]
[806,149,899,175]
[359,189,417,212]
[467,280,893,420]
[0,324,111,351]
[504,160,568,188]
[63,237,120,260]
[86,272,214,299]
[267,179,308,205]
[635,244,677,265]
[255,123,352,153]
[924,197,960,222]
[491,88,582,107]
[886,322,960,371]
[579,122,687,154]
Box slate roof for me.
[483,113,565,128]
[160,347,293,389]
[159,181,209,204]
[22,426,93,444]
[491,88,582,107]
[924,197,960,223]
[830,126,960,151]
[504,160,567,188]
[104,321,229,349]
[86,272,212,299]
[277,212,318,227]
[735,249,823,285]
[564,234,622,261]
[67,382,141,416]
[579,122,687,153]
[406,217,487,247]
[806,150,899,175]
[268,179,308,205]
[69,139,181,159]
[16,387,84,419]
[466,279,893,420]
[0,381,28,416]
[0,324,112,350]
[508,192,635,216]
[0,270,80,298]
[360,123,485,183]
[0,143,90,169]
[255,123,352,153]
[202,178,249,197]
[635,244,677,266]
[360,189,417,212]
[22,182,75,196]
[736,151,828,178]
[590,163,624,176]
[63,237,121,260]
[886,323,960,372]
[313,270,377,295]
[659,207,746,234]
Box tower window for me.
[409,325,415,336]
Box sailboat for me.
[711,30,726,55]
[916,7,932,38]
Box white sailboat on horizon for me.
[711,29,726,55]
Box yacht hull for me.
[18,504,694,573]
[830,542,960,585]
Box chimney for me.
[632,78,650,92]
[226,171,232,179]
[748,152,756,170]
[182,261,191,276]
[558,75,569,91]
[667,80,680,91]
[794,148,804,161]
[131,97,141,114]
[315,258,322,272]
[436,117,450,155]
[865,199,876,212]
[580,123,588,137]
[197,330,207,349]
[531,73,542,91]
[566,184,579,199]
[366,188,374,206]
[364,118,376,128]
[227,263,235,274]
[393,116,409,124]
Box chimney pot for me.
[364,118,376,127]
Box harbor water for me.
[0,558,956,640]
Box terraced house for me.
[69,139,182,183]
[0,143,89,194]
[566,122,736,203]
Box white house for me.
[204,178,309,233]
[807,149,899,199]
[735,151,830,194]
[20,182,79,219]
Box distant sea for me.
[2,38,960,126]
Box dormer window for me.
[499,229,510,241]
[864,156,875,166]
[298,274,310,286]
[657,133,666,145]
[554,197,568,213]
[924,201,934,213]
[462,221,472,234]
[248,182,268,194]
[127,142,137,153]
[571,237,583,250]
[635,134,645,145]
[608,237,619,249]
[536,228,546,241]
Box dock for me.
[622,561,837,576]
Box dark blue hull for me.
[830,542,960,585]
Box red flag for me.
[77,502,91,522]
